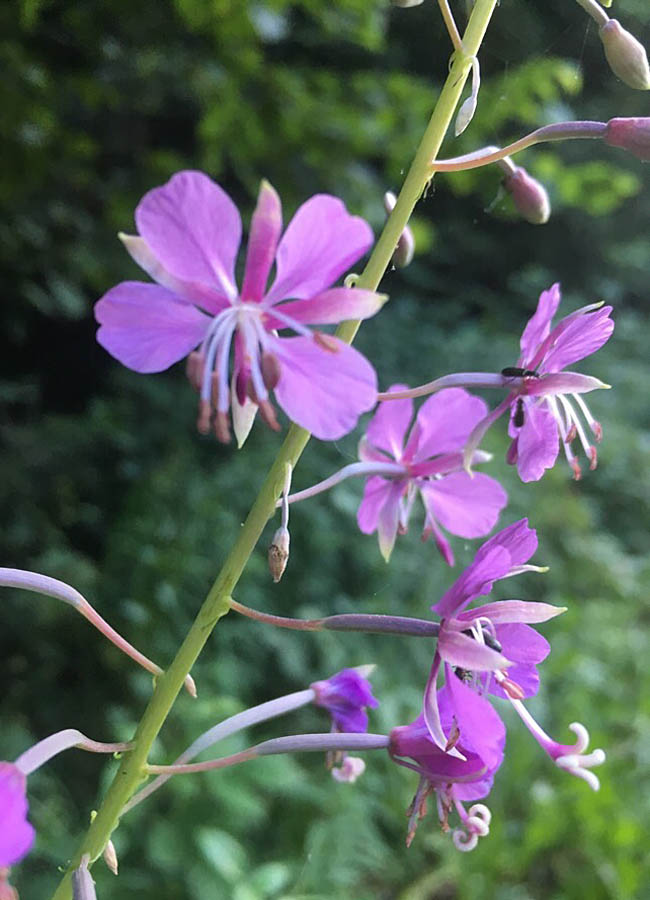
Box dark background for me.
[1,1,649,897]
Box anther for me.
[259,399,281,432]
[589,446,598,470]
[592,421,603,443]
[214,411,231,444]
[571,458,582,481]
[197,400,212,435]
[186,352,204,391]
[261,351,282,391]
[314,331,340,353]
[565,424,578,444]
[500,676,525,701]
[210,373,220,409]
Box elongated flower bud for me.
[599,20,650,90]
[604,117,650,161]
[268,526,290,583]
[391,0,424,7]
[103,840,118,876]
[502,167,551,224]
[72,856,97,900]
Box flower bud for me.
[72,856,97,900]
[502,167,551,225]
[103,840,118,876]
[604,117,650,161]
[390,0,424,6]
[599,20,650,91]
[268,526,290,583]
[383,192,415,268]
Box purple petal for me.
[358,436,393,464]
[241,180,283,302]
[390,716,488,782]
[311,667,378,733]
[458,600,565,625]
[442,676,506,770]
[516,401,560,482]
[0,763,35,867]
[119,234,231,315]
[496,623,550,664]
[95,282,210,373]
[519,283,561,364]
[271,335,377,440]
[135,171,241,297]
[404,389,489,461]
[474,518,538,568]
[271,288,384,326]
[357,476,393,534]
[419,472,507,539]
[265,195,373,304]
[438,629,512,671]
[541,306,614,373]
[433,546,512,619]
[364,385,413,461]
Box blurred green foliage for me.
[1,1,649,898]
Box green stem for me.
[51,2,497,895]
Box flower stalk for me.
[51,2,499,894]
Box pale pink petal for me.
[438,629,511,671]
[419,472,507,539]
[516,401,559,482]
[405,388,489,461]
[423,655,454,754]
[526,372,609,396]
[95,282,210,373]
[363,384,412,461]
[519,283,561,364]
[271,288,384,325]
[458,600,565,625]
[541,306,614,373]
[271,336,377,440]
[357,476,394,534]
[119,234,231,315]
[135,171,241,297]
[265,195,373,304]
[241,180,283,302]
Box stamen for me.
[261,303,314,338]
[546,396,581,477]
[572,392,603,442]
[185,351,204,391]
[314,331,340,353]
[500,676,525,700]
[557,395,592,458]
[197,400,212,435]
[259,399,281,432]
[331,755,366,783]
[261,351,281,390]
[405,776,434,847]
[214,411,231,443]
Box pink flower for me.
[357,387,507,563]
[0,763,34,867]
[389,706,504,850]
[467,284,614,482]
[423,521,562,756]
[95,172,384,443]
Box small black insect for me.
[461,628,502,653]
[501,366,540,378]
[454,667,473,684]
[513,397,525,428]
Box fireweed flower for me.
[389,707,504,850]
[285,387,507,564]
[95,171,384,443]
[0,764,34,867]
[358,388,507,562]
[311,667,379,782]
[424,520,604,795]
[468,283,614,482]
